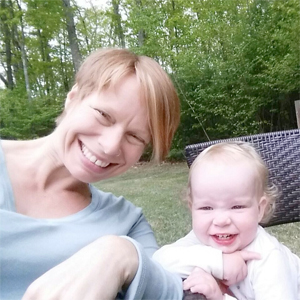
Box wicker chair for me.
[183,129,300,300]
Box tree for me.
[0,0,14,89]
[15,0,31,99]
[0,0,299,155]
[111,0,125,47]
[62,0,82,72]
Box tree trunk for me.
[0,0,14,89]
[135,0,145,47]
[37,28,52,95]
[61,0,82,72]
[112,0,125,48]
[16,0,31,100]
[171,0,179,55]
[74,5,91,53]
[8,0,22,85]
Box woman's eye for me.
[127,133,146,145]
[95,109,108,118]
[94,109,111,124]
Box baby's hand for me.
[183,267,223,300]
[222,250,261,285]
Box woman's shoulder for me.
[0,139,40,161]
[89,185,143,216]
[0,140,16,211]
[1,139,24,150]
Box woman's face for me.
[55,75,151,183]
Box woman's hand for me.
[22,236,139,300]
[183,267,223,300]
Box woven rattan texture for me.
[183,290,207,300]
[185,129,300,227]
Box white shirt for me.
[153,226,300,300]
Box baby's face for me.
[190,159,266,253]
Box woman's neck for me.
[2,137,92,218]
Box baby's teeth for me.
[217,234,231,239]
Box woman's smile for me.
[81,142,110,168]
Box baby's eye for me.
[199,206,213,211]
[232,205,244,209]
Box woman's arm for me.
[22,213,183,300]
[22,236,139,300]
[124,213,184,299]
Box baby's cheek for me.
[192,219,210,242]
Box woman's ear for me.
[258,196,268,222]
[65,84,78,109]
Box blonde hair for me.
[187,142,279,223]
[57,48,180,162]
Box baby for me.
[153,142,300,299]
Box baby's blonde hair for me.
[187,142,279,223]
[57,48,180,162]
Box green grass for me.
[95,162,300,256]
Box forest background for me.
[0,0,299,160]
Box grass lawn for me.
[95,162,300,257]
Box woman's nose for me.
[212,211,231,227]
[98,128,123,156]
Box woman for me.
[0,48,182,299]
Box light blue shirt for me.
[0,142,182,300]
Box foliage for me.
[0,87,63,139]
[0,0,299,153]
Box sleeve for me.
[223,294,237,300]
[120,213,184,300]
[152,232,223,280]
[251,249,299,300]
[122,237,183,300]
